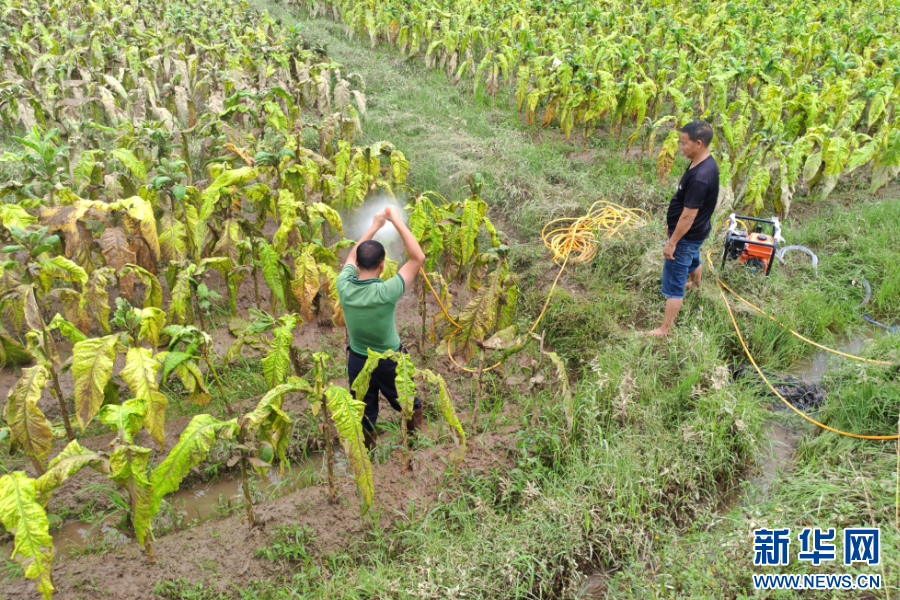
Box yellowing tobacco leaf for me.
[98,398,147,444]
[149,414,235,518]
[3,366,53,474]
[325,385,374,510]
[72,335,121,431]
[290,248,319,322]
[35,440,109,507]
[0,472,55,600]
[120,347,167,450]
[108,445,153,549]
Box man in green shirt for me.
[337,206,426,450]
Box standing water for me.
[3,455,324,558]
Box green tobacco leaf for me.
[0,329,32,367]
[262,314,299,389]
[120,264,163,309]
[418,369,466,463]
[312,202,344,237]
[48,313,88,344]
[173,360,212,407]
[99,398,147,444]
[108,445,152,549]
[166,264,194,326]
[350,350,384,406]
[35,440,109,506]
[3,366,53,473]
[456,196,487,274]
[498,282,518,331]
[199,167,262,220]
[390,149,409,186]
[159,212,187,263]
[73,335,121,431]
[244,379,310,469]
[0,472,55,600]
[543,351,573,432]
[380,350,416,420]
[257,239,287,310]
[149,415,235,518]
[325,385,374,510]
[120,347,167,450]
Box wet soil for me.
[0,430,517,599]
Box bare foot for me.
[641,328,670,336]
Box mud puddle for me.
[11,455,325,558]
[578,572,609,599]
[792,325,891,383]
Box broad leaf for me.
[48,313,87,344]
[3,366,53,473]
[72,335,121,431]
[325,386,374,510]
[149,415,235,518]
[0,472,54,599]
[290,247,319,322]
[120,264,163,309]
[419,369,466,463]
[120,347,167,450]
[35,440,109,506]
[108,445,153,549]
[136,307,166,348]
[261,314,299,388]
[98,398,148,444]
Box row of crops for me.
[305,0,900,216]
[0,0,534,598]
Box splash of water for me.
[341,194,409,261]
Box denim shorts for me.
[661,237,705,299]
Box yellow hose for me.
[422,208,896,440]
[706,251,897,440]
[421,200,650,373]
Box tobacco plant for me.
[352,350,467,467]
[310,0,900,217]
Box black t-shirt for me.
[666,155,719,241]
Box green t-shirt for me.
[336,264,405,355]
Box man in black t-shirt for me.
[646,120,719,336]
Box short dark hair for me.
[680,120,714,147]
[357,240,385,270]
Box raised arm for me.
[385,206,425,289]
[345,212,386,268]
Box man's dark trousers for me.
[347,347,422,432]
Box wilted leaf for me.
[3,366,53,473]
[0,472,55,599]
[72,335,121,431]
[325,386,373,510]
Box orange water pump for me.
[721,213,783,275]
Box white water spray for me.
[341,194,409,261]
